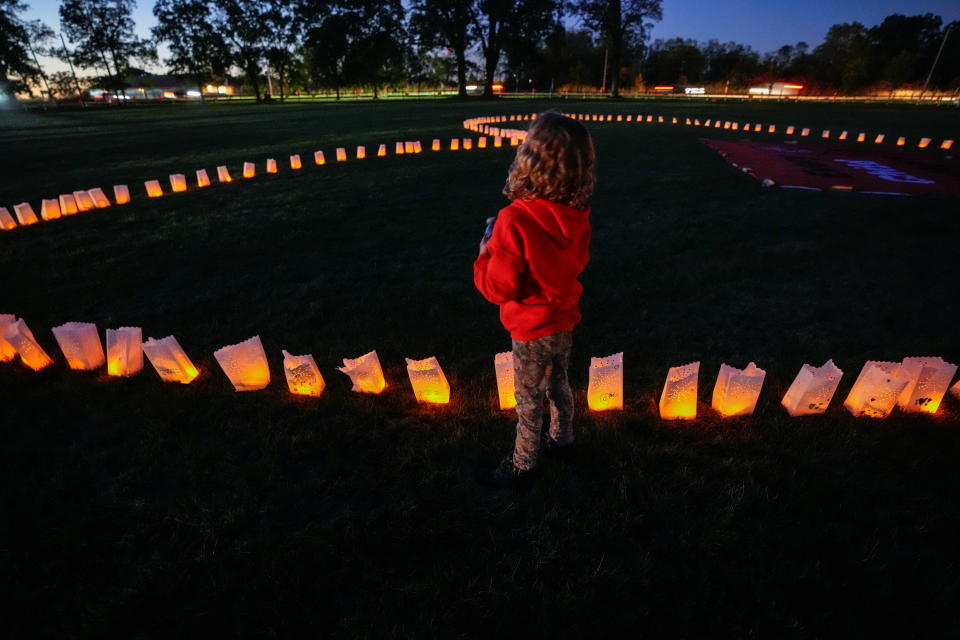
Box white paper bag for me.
[282,350,325,396]
[896,357,958,414]
[0,314,17,361]
[712,362,766,417]
[405,356,450,404]
[781,360,844,416]
[659,361,700,419]
[106,327,143,377]
[494,351,516,410]
[142,335,199,384]
[843,361,910,418]
[51,322,105,370]
[13,203,38,225]
[0,207,17,230]
[88,188,111,208]
[3,318,53,370]
[338,350,386,394]
[587,352,623,411]
[213,335,270,391]
[40,199,62,220]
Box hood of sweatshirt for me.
[511,198,591,249]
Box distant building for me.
[89,72,236,101]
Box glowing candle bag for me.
[290,154,302,169]
[243,162,255,178]
[196,169,211,187]
[338,350,386,394]
[0,208,17,230]
[781,359,843,416]
[896,357,957,414]
[587,352,623,411]
[170,174,187,192]
[113,185,130,205]
[282,350,325,397]
[0,314,16,361]
[266,158,277,173]
[659,362,700,419]
[405,357,450,404]
[59,194,79,215]
[88,188,111,208]
[13,203,38,225]
[711,362,766,417]
[843,362,910,418]
[41,199,62,221]
[3,318,53,371]
[213,335,271,391]
[51,322,105,371]
[142,335,199,384]
[314,151,326,165]
[106,327,143,377]
[494,351,517,410]
[145,180,163,197]
[73,190,95,211]
[217,166,232,182]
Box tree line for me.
[1,0,957,102]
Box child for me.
[474,112,595,487]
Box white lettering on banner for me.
[833,159,935,184]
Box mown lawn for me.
[2,98,960,638]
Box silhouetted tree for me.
[1,0,53,96]
[152,0,231,99]
[574,0,662,96]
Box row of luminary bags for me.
[2,315,958,419]
[0,129,529,232]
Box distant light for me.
[162,90,176,99]
[491,83,504,91]
[684,87,705,94]
[186,90,201,97]
[653,85,674,91]
[783,84,804,90]
[465,85,478,91]
[749,87,770,95]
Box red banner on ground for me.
[703,138,960,196]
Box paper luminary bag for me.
[587,353,623,411]
[338,350,386,394]
[781,359,843,416]
[659,362,700,420]
[895,357,958,414]
[217,166,232,182]
[243,162,255,178]
[395,141,405,154]
[431,139,440,151]
[478,137,487,148]
[169,174,187,192]
[282,350,325,397]
[462,138,473,150]
[413,141,422,153]
[88,188,111,208]
[0,314,17,361]
[404,141,415,153]
[450,138,459,150]
[41,199,62,221]
[0,208,17,231]
[51,322,106,370]
[145,180,164,197]
[3,318,54,370]
[290,154,302,169]
[213,335,271,391]
[377,144,386,157]
[142,335,199,384]
[106,327,143,377]
[712,362,766,417]
[355,146,366,159]
[196,169,211,187]
[73,190,95,211]
[113,185,130,205]
[13,203,39,225]
[58,194,79,215]
[314,151,326,165]
[405,357,451,404]
[266,158,277,173]
[494,351,517,410]
[843,361,910,418]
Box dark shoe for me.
[541,436,573,456]
[478,456,530,489]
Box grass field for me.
[2,98,960,638]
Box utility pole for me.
[59,33,86,107]
[920,23,954,100]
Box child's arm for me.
[473,217,524,305]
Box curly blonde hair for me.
[503,112,596,209]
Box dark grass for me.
[2,98,960,638]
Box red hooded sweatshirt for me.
[474,198,591,341]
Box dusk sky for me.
[23,0,960,73]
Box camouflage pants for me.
[511,331,574,471]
